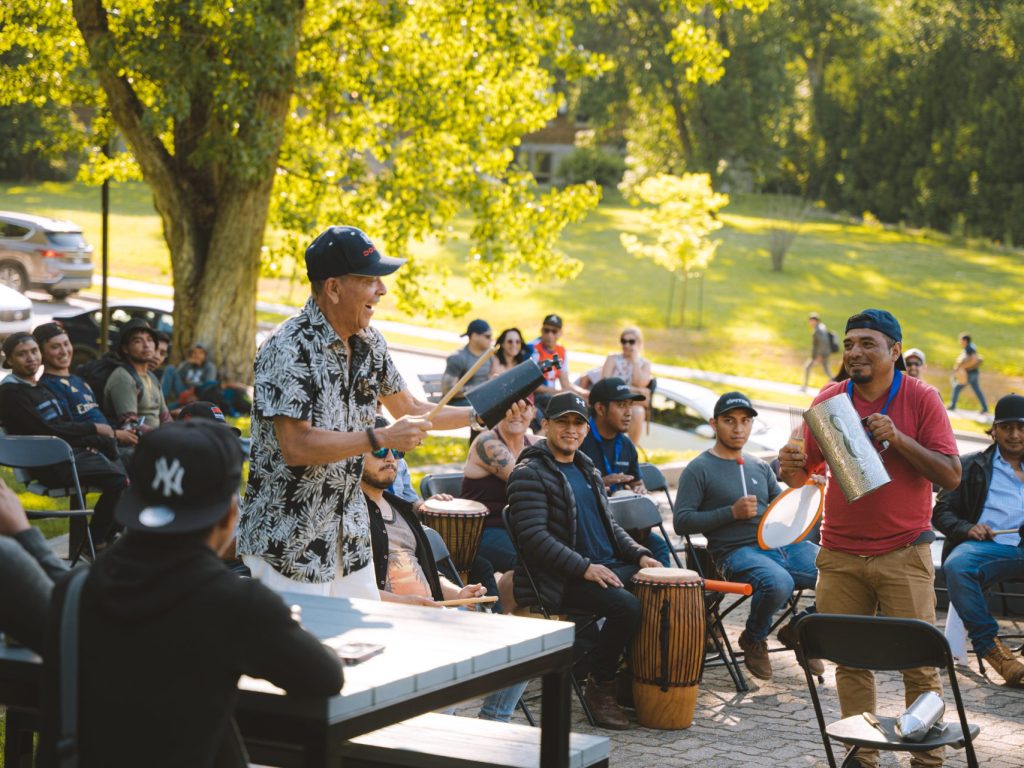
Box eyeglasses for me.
[504,338,522,345]
[370,448,404,459]
[620,337,637,345]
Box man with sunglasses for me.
[904,347,926,380]
[932,393,1024,686]
[239,226,486,600]
[441,318,495,406]
[529,314,588,428]
[780,309,960,768]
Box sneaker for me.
[777,618,826,676]
[583,675,631,730]
[983,638,1024,686]
[738,630,773,680]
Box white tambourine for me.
[757,483,824,550]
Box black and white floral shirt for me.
[238,297,405,582]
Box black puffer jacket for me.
[506,441,651,611]
[932,444,997,562]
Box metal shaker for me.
[895,691,945,742]
[804,394,891,502]
[466,356,560,429]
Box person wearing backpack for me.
[803,312,835,391]
[102,318,171,432]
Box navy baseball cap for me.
[305,226,406,280]
[461,319,492,337]
[176,401,242,436]
[115,420,242,534]
[713,391,758,418]
[1,332,34,369]
[845,309,906,370]
[589,377,644,405]
[545,391,589,420]
[542,314,563,329]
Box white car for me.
[0,283,34,338]
[643,377,789,456]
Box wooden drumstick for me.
[990,528,1021,536]
[426,345,497,420]
[435,596,499,607]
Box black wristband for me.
[365,426,381,451]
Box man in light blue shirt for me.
[933,393,1024,686]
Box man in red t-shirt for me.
[780,309,961,768]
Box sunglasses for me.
[541,327,559,334]
[370,448,405,460]
[620,337,637,345]
[906,361,922,367]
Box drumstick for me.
[704,579,754,596]
[990,528,1021,536]
[435,596,499,607]
[426,345,498,420]
[737,458,748,496]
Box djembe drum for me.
[419,498,488,584]
[630,567,706,729]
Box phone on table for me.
[335,642,385,666]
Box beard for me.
[362,469,395,490]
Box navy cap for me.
[994,394,1024,425]
[845,309,906,370]
[1,332,34,369]
[590,377,644,405]
[461,319,492,337]
[305,226,406,280]
[115,421,242,535]
[177,401,242,436]
[542,314,563,329]
[713,391,758,418]
[32,321,67,347]
[118,318,158,348]
[545,391,589,420]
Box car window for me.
[154,314,173,333]
[46,232,88,248]
[110,308,134,327]
[649,392,706,432]
[1,223,31,239]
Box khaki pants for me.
[816,544,943,767]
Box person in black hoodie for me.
[506,391,660,730]
[42,420,344,768]
[0,332,127,544]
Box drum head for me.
[757,483,824,550]
[633,567,702,585]
[420,498,488,516]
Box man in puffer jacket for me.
[506,391,661,730]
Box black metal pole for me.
[99,146,110,354]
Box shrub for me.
[557,147,626,187]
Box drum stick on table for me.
[426,345,498,421]
[435,596,499,607]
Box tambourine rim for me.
[756,482,824,550]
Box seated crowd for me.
[1,300,1022,768]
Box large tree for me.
[0,1,601,380]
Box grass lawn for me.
[4,181,1021,405]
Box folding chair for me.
[638,462,673,512]
[422,524,536,727]
[419,472,465,499]
[0,435,96,564]
[501,506,598,726]
[796,614,980,768]
[607,493,683,568]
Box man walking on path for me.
[803,312,834,390]
[780,308,961,768]
[950,332,988,414]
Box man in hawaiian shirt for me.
[239,226,484,598]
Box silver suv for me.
[0,211,95,299]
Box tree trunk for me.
[73,0,303,383]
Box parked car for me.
[0,283,34,339]
[0,211,95,299]
[54,299,174,370]
[643,377,789,456]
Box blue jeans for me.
[717,540,819,641]
[950,369,988,412]
[943,540,1024,656]
[478,680,530,722]
[479,527,517,573]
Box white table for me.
[235,594,577,768]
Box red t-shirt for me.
[804,375,958,556]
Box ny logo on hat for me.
[152,457,185,497]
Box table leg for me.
[540,667,570,768]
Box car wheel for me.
[0,262,28,293]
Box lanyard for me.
[847,370,902,440]
[589,418,622,487]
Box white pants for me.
[243,555,380,601]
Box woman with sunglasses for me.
[490,328,531,378]
[601,326,653,445]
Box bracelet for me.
[365,426,381,451]
[469,406,484,430]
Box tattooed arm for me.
[474,432,517,481]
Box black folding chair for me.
[419,472,465,499]
[0,435,96,564]
[422,524,536,727]
[796,614,980,768]
[607,493,683,568]
[501,506,598,726]
[638,462,674,511]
